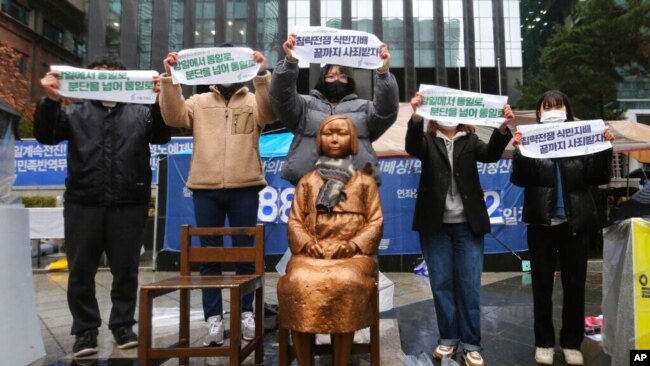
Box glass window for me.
[106,0,121,57]
[444,17,464,67]
[322,0,341,28]
[288,0,310,31]
[73,39,86,59]
[503,0,522,67]
[195,0,216,47]
[351,0,373,32]
[138,0,153,69]
[443,0,463,18]
[169,0,184,51]
[1,0,29,24]
[414,0,435,67]
[256,1,280,66]
[288,0,311,68]
[226,0,248,44]
[383,0,404,67]
[43,21,63,46]
[473,0,494,67]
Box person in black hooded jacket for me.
[510,90,614,366]
[34,55,171,357]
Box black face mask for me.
[323,81,348,102]
[216,83,243,100]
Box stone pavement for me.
[29,261,609,365]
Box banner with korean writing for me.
[163,137,527,255]
[292,26,383,69]
[171,47,260,85]
[13,137,193,186]
[517,120,612,159]
[51,65,158,104]
[416,85,508,128]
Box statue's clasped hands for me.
[303,241,358,259]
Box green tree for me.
[518,0,650,119]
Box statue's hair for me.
[316,114,359,156]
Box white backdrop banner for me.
[171,47,260,85]
[416,84,508,128]
[292,26,383,69]
[517,120,612,158]
[51,65,158,104]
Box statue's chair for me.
[277,281,380,365]
[138,224,265,366]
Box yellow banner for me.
[633,218,650,349]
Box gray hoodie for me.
[269,58,400,185]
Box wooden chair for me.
[277,281,380,365]
[138,224,265,366]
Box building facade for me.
[85,0,522,103]
[0,0,86,104]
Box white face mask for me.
[540,110,567,123]
[101,101,117,108]
[436,120,459,130]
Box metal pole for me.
[477,58,482,93]
[497,57,502,95]
[457,56,461,89]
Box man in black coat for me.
[34,56,171,357]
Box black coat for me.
[34,98,171,206]
[510,147,612,232]
[405,118,512,235]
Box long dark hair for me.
[314,64,356,96]
[535,90,575,123]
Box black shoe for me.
[112,326,138,349]
[73,330,98,357]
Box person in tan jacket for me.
[158,46,275,346]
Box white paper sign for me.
[416,85,508,128]
[292,26,383,69]
[517,120,612,159]
[171,47,261,85]
[51,65,158,104]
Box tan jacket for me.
[159,72,276,189]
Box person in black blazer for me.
[405,91,514,366]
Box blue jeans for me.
[192,187,261,320]
[420,223,484,352]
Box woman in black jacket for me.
[510,90,614,366]
[406,92,513,366]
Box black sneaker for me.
[112,326,138,349]
[73,330,98,357]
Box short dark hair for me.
[535,90,575,122]
[314,64,356,96]
[86,55,126,70]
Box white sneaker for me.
[562,348,583,365]
[241,312,255,341]
[535,347,554,365]
[433,344,457,359]
[203,315,224,346]
[463,351,485,366]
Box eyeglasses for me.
[324,73,349,82]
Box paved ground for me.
[28,261,609,365]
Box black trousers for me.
[64,201,148,335]
[527,223,589,349]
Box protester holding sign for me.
[34,55,171,357]
[158,46,275,346]
[510,90,614,366]
[269,31,399,186]
[405,91,514,366]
